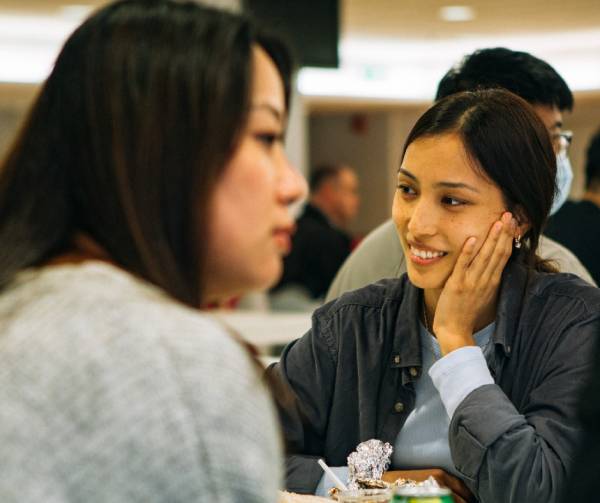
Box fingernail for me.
[502,212,512,224]
[494,221,503,232]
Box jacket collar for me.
[390,278,422,380]
[389,258,530,373]
[303,203,332,226]
[493,259,530,356]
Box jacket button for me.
[409,367,418,377]
[394,355,401,364]
[394,402,404,413]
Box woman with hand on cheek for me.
[268,89,600,503]
[0,1,305,501]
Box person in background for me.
[271,164,359,307]
[0,1,305,501]
[545,128,600,285]
[326,47,595,302]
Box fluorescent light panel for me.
[299,29,600,100]
[439,6,475,22]
[0,11,599,100]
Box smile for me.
[410,245,447,259]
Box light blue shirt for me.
[315,322,495,496]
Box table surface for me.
[212,310,312,348]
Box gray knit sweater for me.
[0,261,283,502]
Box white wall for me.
[309,111,391,236]
[564,95,600,197]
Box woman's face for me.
[204,46,306,302]
[393,133,511,291]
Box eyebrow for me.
[251,103,284,122]
[398,167,481,194]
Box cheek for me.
[449,211,499,252]
[392,194,407,225]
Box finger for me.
[467,212,510,279]
[453,236,477,275]
[480,215,516,284]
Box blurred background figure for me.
[0,1,305,501]
[546,128,600,285]
[270,163,360,309]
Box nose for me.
[406,197,438,239]
[277,151,307,206]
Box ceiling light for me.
[439,5,475,22]
[59,5,95,20]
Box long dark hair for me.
[0,0,292,305]
[402,88,557,272]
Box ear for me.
[513,205,531,238]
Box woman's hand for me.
[382,468,475,503]
[433,211,516,355]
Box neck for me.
[582,189,600,208]
[422,287,498,336]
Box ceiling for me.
[1,0,599,99]
[2,0,599,35]
[343,0,600,39]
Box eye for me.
[441,195,466,206]
[256,133,283,148]
[397,183,417,197]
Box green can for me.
[392,486,454,503]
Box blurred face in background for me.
[204,46,306,302]
[532,104,564,153]
[334,167,360,226]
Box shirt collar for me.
[390,258,530,372]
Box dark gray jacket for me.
[267,261,600,502]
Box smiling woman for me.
[267,89,600,503]
[0,0,305,501]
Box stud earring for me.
[514,235,522,249]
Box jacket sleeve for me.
[265,309,339,494]
[449,315,599,503]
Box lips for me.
[410,245,447,259]
[273,223,295,254]
[407,241,448,265]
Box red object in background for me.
[205,297,239,310]
[351,235,363,250]
[350,114,368,135]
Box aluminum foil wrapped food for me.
[346,439,393,490]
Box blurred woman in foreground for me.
[0,1,304,501]
[268,89,600,503]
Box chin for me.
[254,258,283,291]
[406,268,448,290]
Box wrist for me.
[434,327,475,356]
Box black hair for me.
[436,47,573,111]
[403,89,558,273]
[309,164,347,192]
[585,129,600,190]
[0,0,292,305]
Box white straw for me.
[317,458,349,491]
